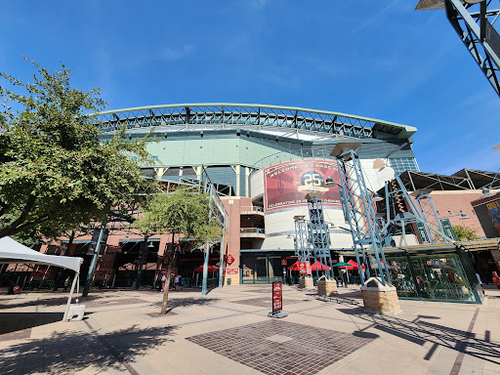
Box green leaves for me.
[0,59,154,241]
[133,189,222,245]
[452,225,479,241]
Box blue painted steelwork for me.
[444,0,500,97]
[417,0,500,97]
[93,103,416,140]
[307,198,334,279]
[415,193,448,243]
[294,215,311,272]
[336,150,391,285]
[383,176,455,245]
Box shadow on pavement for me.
[0,294,108,310]
[150,297,219,311]
[338,306,500,365]
[0,324,176,374]
[0,312,65,335]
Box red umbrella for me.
[347,260,365,270]
[288,261,301,271]
[194,264,218,272]
[310,260,331,271]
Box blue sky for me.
[1,0,498,175]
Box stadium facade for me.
[2,102,495,305]
[91,103,420,287]
[6,103,425,292]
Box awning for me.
[194,264,218,272]
[310,260,331,271]
[0,236,83,273]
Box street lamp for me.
[481,186,500,199]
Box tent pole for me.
[63,272,79,321]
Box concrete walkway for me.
[0,284,499,375]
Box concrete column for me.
[232,165,241,196]
[155,167,167,180]
[245,167,251,197]
[194,166,202,181]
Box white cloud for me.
[160,44,195,62]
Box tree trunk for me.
[160,233,176,315]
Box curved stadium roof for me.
[95,103,417,141]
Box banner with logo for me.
[472,193,500,238]
[263,159,341,213]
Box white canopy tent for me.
[0,236,83,321]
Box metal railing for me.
[240,228,265,234]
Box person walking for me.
[63,276,71,292]
[161,274,166,292]
[174,274,180,290]
[493,271,500,289]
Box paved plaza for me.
[0,283,499,375]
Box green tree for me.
[452,225,479,241]
[0,59,154,241]
[133,188,222,314]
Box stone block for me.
[299,276,314,288]
[317,275,338,295]
[361,277,401,314]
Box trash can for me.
[227,278,231,285]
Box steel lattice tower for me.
[307,197,334,279]
[294,215,311,274]
[416,0,500,97]
[336,150,391,285]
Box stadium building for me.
[9,103,424,292]
[90,103,419,286]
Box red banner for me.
[272,282,282,313]
[263,160,340,212]
[299,262,312,275]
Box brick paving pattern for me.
[186,320,375,375]
[230,297,303,308]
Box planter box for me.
[317,275,338,295]
[361,277,401,314]
[299,276,314,288]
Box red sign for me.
[163,255,171,265]
[272,282,282,312]
[281,259,287,266]
[226,254,235,265]
[299,262,311,275]
[226,268,238,274]
[263,160,340,213]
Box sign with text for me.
[226,254,235,265]
[299,262,312,275]
[226,268,239,274]
[472,194,500,238]
[272,281,283,313]
[440,218,457,241]
[263,160,341,213]
[416,222,431,243]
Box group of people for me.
[158,273,181,291]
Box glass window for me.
[386,253,475,302]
